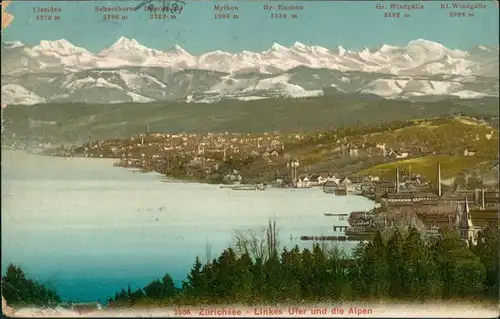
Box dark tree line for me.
[107,224,499,307]
[2,224,497,307]
[2,264,61,306]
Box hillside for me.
[2,94,498,147]
[356,155,494,184]
[281,116,498,181]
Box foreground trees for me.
[109,225,499,306]
[3,224,497,306]
[2,264,61,306]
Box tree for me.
[232,253,254,302]
[385,229,404,298]
[161,274,178,298]
[471,226,500,299]
[182,256,204,299]
[1,263,61,306]
[402,227,442,300]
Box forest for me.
[1,264,61,306]
[106,224,499,307]
[2,223,498,308]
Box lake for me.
[1,150,375,302]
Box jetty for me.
[324,213,349,217]
[300,235,359,241]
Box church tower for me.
[456,197,476,246]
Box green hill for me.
[283,116,498,180]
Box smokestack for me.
[481,188,485,210]
[437,163,442,197]
[396,166,400,193]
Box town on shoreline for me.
[28,115,498,243]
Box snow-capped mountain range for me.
[1,37,498,105]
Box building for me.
[478,189,500,210]
[347,145,359,157]
[418,146,431,155]
[338,177,355,192]
[381,191,440,205]
[455,198,477,246]
[388,148,410,159]
[374,181,396,198]
[323,181,338,193]
[308,174,322,186]
[296,176,312,188]
[463,147,477,157]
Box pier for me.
[324,213,349,217]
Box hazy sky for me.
[2,0,499,54]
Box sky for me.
[2,0,499,54]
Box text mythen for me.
[213,5,239,11]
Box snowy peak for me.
[334,46,347,56]
[166,44,192,57]
[291,41,307,51]
[100,37,145,53]
[270,42,289,52]
[32,39,88,55]
[1,38,497,79]
[3,41,24,49]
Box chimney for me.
[396,166,400,193]
[437,163,442,197]
[481,188,485,210]
[141,137,144,147]
[223,147,227,162]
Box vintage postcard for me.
[1,0,499,317]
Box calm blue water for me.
[1,150,375,303]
